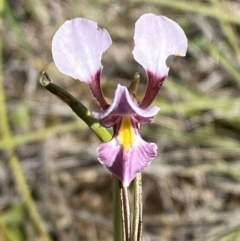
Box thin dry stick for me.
[120,182,131,241]
[132,174,143,241]
[137,175,143,241]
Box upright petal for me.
[133,13,188,108]
[52,18,112,108]
[92,84,160,125]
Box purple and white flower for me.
[52,13,188,187]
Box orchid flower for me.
[52,13,187,187]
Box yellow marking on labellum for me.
[118,116,134,151]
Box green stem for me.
[39,70,112,142]
[0,221,18,241]
[40,71,124,240]
[113,176,122,241]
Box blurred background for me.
[1,0,240,240]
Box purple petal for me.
[99,116,120,128]
[92,84,160,123]
[133,13,188,108]
[134,115,155,124]
[98,134,157,187]
[52,18,112,109]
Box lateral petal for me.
[133,13,188,108]
[52,18,112,108]
[52,18,112,83]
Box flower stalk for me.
[113,176,123,241]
